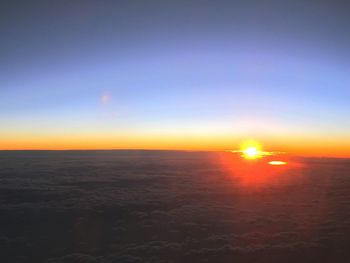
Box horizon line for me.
[0,148,348,159]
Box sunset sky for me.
[1,0,350,156]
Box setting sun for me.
[243,146,260,159]
[239,140,263,159]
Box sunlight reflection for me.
[269,161,287,165]
[217,152,303,189]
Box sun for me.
[230,140,272,159]
[243,146,259,159]
[230,140,283,161]
[240,140,263,159]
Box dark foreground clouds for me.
[1,150,350,263]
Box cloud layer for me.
[1,151,350,262]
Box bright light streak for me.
[269,161,287,165]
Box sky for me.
[1,0,350,156]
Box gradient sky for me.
[1,0,350,156]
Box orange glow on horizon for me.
[0,132,350,157]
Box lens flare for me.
[269,161,287,165]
